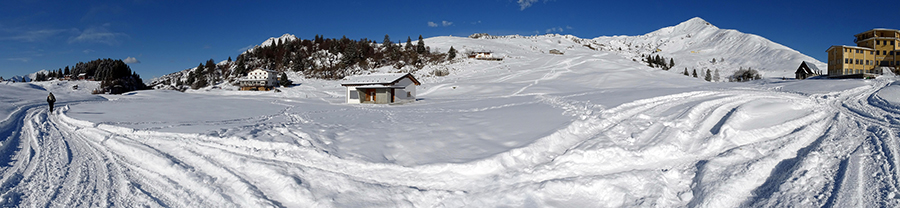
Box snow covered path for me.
[3,78,900,207]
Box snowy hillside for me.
[455,17,823,79]
[6,17,900,207]
[589,17,825,78]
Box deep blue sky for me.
[1,0,897,79]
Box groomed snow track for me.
[2,80,900,207]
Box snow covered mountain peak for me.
[245,33,298,53]
[261,33,297,47]
[647,17,719,37]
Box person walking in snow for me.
[47,92,56,113]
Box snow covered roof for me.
[797,61,820,75]
[826,45,874,52]
[801,61,820,72]
[340,73,421,86]
[250,68,277,73]
[353,84,407,89]
[855,28,900,36]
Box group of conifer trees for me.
[235,34,452,80]
[644,54,674,70]
[174,58,237,90]
[682,67,721,82]
[30,58,146,94]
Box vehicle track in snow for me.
[819,80,900,207]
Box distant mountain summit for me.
[246,33,298,53]
[590,17,823,77]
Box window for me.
[349,90,359,99]
[877,40,881,45]
[877,51,881,55]
[845,58,849,64]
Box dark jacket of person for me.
[47,93,56,103]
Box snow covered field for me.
[2,19,899,207]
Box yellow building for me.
[826,29,900,77]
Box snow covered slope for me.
[6,17,897,207]
[589,17,825,78]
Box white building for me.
[340,73,421,104]
[240,69,278,91]
[471,51,503,61]
[475,52,493,59]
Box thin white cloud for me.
[544,26,571,34]
[546,27,564,33]
[83,49,94,54]
[517,0,553,10]
[123,57,140,64]
[7,57,30,62]
[68,26,127,46]
[428,21,453,27]
[1,29,73,42]
[518,0,538,10]
[238,45,255,52]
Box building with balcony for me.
[239,68,278,91]
[826,29,899,78]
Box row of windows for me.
[844,48,874,54]
[840,69,872,75]
[876,40,897,46]
[841,59,898,66]
[875,50,897,55]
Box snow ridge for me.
[246,33,298,53]
[588,17,824,78]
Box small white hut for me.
[341,73,421,104]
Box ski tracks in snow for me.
[3,80,900,206]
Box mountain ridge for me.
[151,17,825,90]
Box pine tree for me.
[206,59,216,74]
[186,70,196,86]
[714,69,720,82]
[669,58,675,70]
[191,76,207,89]
[704,69,712,81]
[383,34,392,48]
[692,69,698,78]
[683,68,689,76]
[416,35,426,54]
[448,46,457,60]
[279,72,292,87]
[228,56,232,62]
[405,36,413,51]
[64,66,70,76]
